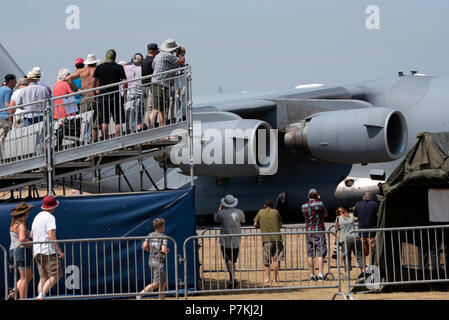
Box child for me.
[137,218,169,300]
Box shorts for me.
[361,237,376,256]
[35,253,62,279]
[149,260,166,285]
[262,241,284,266]
[80,97,98,127]
[10,247,33,270]
[97,94,125,125]
[306,234,327,258]
[0,118,10,139]
[220,245,239,264]
[342,237,365,271]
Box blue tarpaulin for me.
[0,187,197,299]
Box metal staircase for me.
[0,66,193,195]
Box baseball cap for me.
[75,58,84,65]
[105,49,116,63]
[147,43,159,51]
[308,188,318,196]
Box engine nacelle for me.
[173,119,278,177]
[284,108,407,163]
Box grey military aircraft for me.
[82,70,439,222]
[0,43,441,221]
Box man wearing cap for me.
[66,53,101,142]
[0,74,16,143]
[301,188,328,281]
[254,199,284,284]
[93,49,128,139]
[214,194,245,289]
[141,43,161,128]
[14,71,51,127]
[31,195,65,299]
[151,38,186,126]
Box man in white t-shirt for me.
[31,195,65,299]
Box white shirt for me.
[31,211,57,256]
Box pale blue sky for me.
[1,0,449,97]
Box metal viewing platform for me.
[0,65,194,194]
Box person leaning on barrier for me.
[14,71,51,127]
[0,74,16,143]
[137,218,169,300]
[31,195,65,300]
[301,188,328,281]
[214,194,245,289]
[9,77,28,128]
[93,49,128,139]
[151,38,186,126]
[353,192,379,259]
[254,199,284,285]
[141,43,163,129]
[8,202,34,300]
[124,53,144,131]
[336,207,366,280]
[66,53,101,142]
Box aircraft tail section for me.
[0,43,24,79]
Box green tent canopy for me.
[374,132,449,283]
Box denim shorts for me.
[9,247,33,270]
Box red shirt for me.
[53,81,74,119]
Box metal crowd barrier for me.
[0,245,7,299]
[183,230,347,300]
[0,66,190,164]
[343,224,449,300]
[9,236,178,300]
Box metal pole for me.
[187,67,194,187]
[45,98,54,196]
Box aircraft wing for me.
[0,43,25,79]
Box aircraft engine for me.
[173,119,278,177]
[284,107,407,163]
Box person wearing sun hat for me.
[9,202,34,299]
[66,53,101,142]
[31,195,65,300]
[151,38,186,126]
[214,194,245,289]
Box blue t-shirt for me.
[73,78,82,103]
[0,86,12,119]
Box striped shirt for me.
[301,200,327,232]
[152,51,180,87]
[14,82,50,119]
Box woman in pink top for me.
[53,68,78,119]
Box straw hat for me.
[84,53,100,65]
[10,202,34,216]
[31,67,43,77]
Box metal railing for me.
[0,66,191,175]
[0,245,7,299]
[343,224,449,300]
[183,230,346,300]
[9,236,179,300]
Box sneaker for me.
[310,274,317,281]
[318,274,324,281]
[136,295,142,300]
[227,279,238,289]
